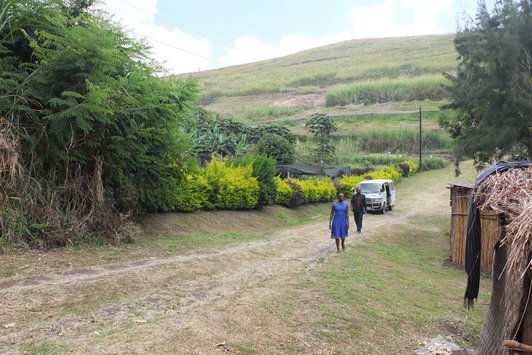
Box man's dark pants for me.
[354,211,364,232]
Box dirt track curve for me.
[0,183,441,354]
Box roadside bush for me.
[365,165,402,183]
[202,159,259,210]
[402,160,419,175]
[297,178,337,203]
[338,175,366,193]
[421,157,448,171]
[229,155,277,207]
[274,176,295,207]
[175,174,211,212]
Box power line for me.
[113,0,256,59]
[127,29,222,66]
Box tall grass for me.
[219,105,306,124]
[184,34,457,100]
[353,128,452,153]
[287,72,339,87]
[294,135,449,169]
[325,75,450,106]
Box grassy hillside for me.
[178,33,458,162]
[181,34,456,99]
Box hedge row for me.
[176,159,420,211]
[274,176,337,208]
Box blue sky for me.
[96,0,481,74]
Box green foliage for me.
[365,165,402,183]
[229,154,277,207]
[257,133,295,164]
[442,0,532,166]
[0,0,199,246]
[325,76,449,106]
[305,113,337,164]
[201,158,259,210]
[274,176,294,207]
[296,177,337,203]
[353,129,452,154]
[189,111,295,162]
[274,176,336,208]
[402,160,419,176]
[338,175,366,193]
[420,157,448,171]
[174,174,211,212]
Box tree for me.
[305,113,337,165]
[440,0,532,168]
[257,133,295,165]
[0,0,199,245]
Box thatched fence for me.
[448,183,499,273]
[459,162,532,354]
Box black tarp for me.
[324,167,351,178]
[276,165,351,178]
[276,164,326,177]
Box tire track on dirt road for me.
[0,206,417,352]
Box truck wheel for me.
[381,203,386,214]
[388,204,393,211]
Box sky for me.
[95,0,481,75]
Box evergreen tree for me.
[440,0,532,167]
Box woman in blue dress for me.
[329,192,349,252]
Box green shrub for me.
[402,160,419,175]
[365,165,402,183]
[202,158,259,210]
[175,174,211,212]
[338,175,366,193]
[229,155,277,207]
[297,177,337,203]
[274,176,295,207]
[420,157,448,171]
[257,133,295,164]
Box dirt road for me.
[0,164,475,353]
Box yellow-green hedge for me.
[402,160,419,176]
[175,174,211,211]
[176,158,259,211]
[297,177,337,203]
[274,176,297,207]
[275,176,336,207]
[203,159,259,210]
[365,164,402,183]
[338,175,365,193]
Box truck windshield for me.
[359,183,381,194]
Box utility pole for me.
[419,107,422,170]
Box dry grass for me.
[476,166,532,276]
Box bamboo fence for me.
[448,183,500,273]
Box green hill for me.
[177,34,458,163]
[178,33,457,123]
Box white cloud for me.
[219,31,351,68]
[95,0,212,74]
[95,0,462,73]
[348,0,454,39]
